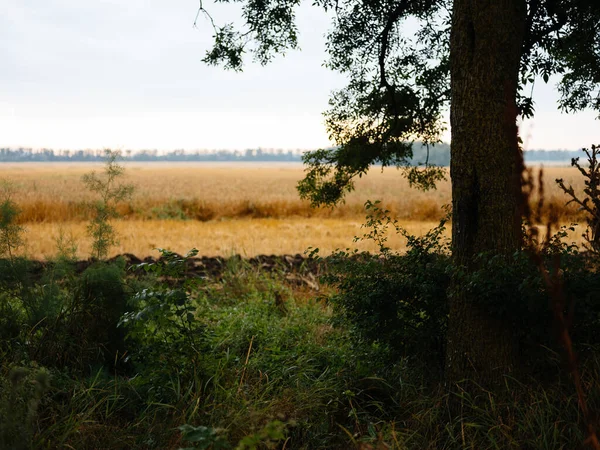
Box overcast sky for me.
[1,0,598,151]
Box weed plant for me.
[0,179,24,259]
[556,144,600,254]
[82,149,134,260]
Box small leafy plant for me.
[0,179,25,260]
[119,248,207,400]
[82,150,134,260]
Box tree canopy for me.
[200,0,600,204]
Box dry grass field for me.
[0,162,589,259]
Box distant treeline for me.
[0,145,579,164]
[0,148,303,162]
[409,143,581,166]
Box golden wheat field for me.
[0,162,589,259]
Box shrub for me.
[31,259,131,373]
[0,366,50,450]
[119,248,208,401]
[322,201,451,375]
[324,199,600,380]
[0,179,24,260]
[75,259,131,368]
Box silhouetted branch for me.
[379,1,409,91]
[194,0,217,31]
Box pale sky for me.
[1,0,598,151]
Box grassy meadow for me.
[0,162,588,259]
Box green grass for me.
[0,255,599,449]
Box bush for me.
[119,248,208,401]
[29,259,131,373]
[0,180,24,260]
[321,201,451,375]
[76,260,131,367]
[0,366,50,450]
[556,144,600,255]
[323,200,600,380]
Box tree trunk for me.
[446,0,527,386]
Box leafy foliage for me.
[320,200,600,377]
[0,367,50,450]
[119,248,207,401]
[179,424,230,450]
[178,420,290,450]
[22,259,131,372]
[199,0,300,71]
[74,260,131,368]
[318,201,451,373]
[199,0,600,206]
[82,150,134,260]
[0,180,24,259]
[0,238,598,448]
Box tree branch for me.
[522,0,541,55]
[194,0,217,32]
[522,3,568,56]
[379,0,410,90]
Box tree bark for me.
[446,0,527,386]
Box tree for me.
[199,0,600,384]
[440,0,525,386]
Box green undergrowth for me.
[0,250,599,449]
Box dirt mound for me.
[105,252,321,278]
[13,253,326,290]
